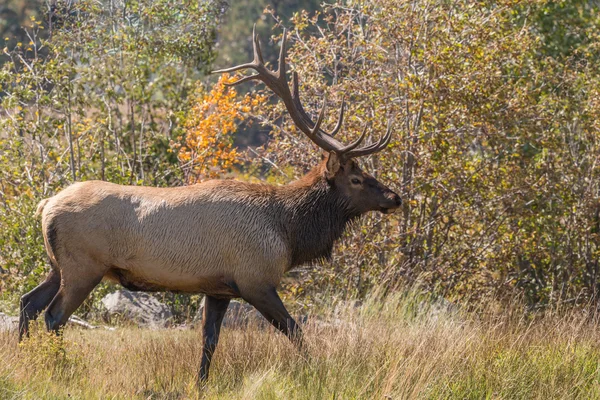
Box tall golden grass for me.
[2,291,600,399]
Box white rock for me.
[101,290,173,328]
[0,312,18,332]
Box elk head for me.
[213,26,401,215]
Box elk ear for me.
[325,151,341,179]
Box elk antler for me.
[212,25,393,161]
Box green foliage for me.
[0,0,44,66]
[251,0,600,308]
[528,0,600,59]
[214,0,321,67]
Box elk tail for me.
[35,198,49,217]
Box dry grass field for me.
[2,291,600,399]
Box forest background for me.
[1,0,600,320]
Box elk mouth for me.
[380,206,398,214]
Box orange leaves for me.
[173,74,266,183]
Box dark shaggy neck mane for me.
[277,163,359,268]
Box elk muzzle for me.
[380,190,402,214]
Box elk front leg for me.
[242,286,304,349]
[198,296,230,383]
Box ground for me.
[2,292,600,399]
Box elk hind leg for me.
[19,269,61,341]
[198,296,230,383]
[44,260,105,334]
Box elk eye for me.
[351,178,361,185]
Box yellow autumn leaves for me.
[172,74,266,183]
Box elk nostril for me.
[395,196,402,206]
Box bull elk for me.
[18,27,401,382]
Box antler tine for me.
[253,24,264,65]
[311,96,328,134]
[291,71,317,129]
[329,98,345,137]
[224,73,261,87]
[276,28,287,79]
[381,120,394,147]
[338,122,369,153]
[376,120,393,149]
[290,70,346,138]
[344,120,394,159]
[212,62,260,75]
[212,25,265,77]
